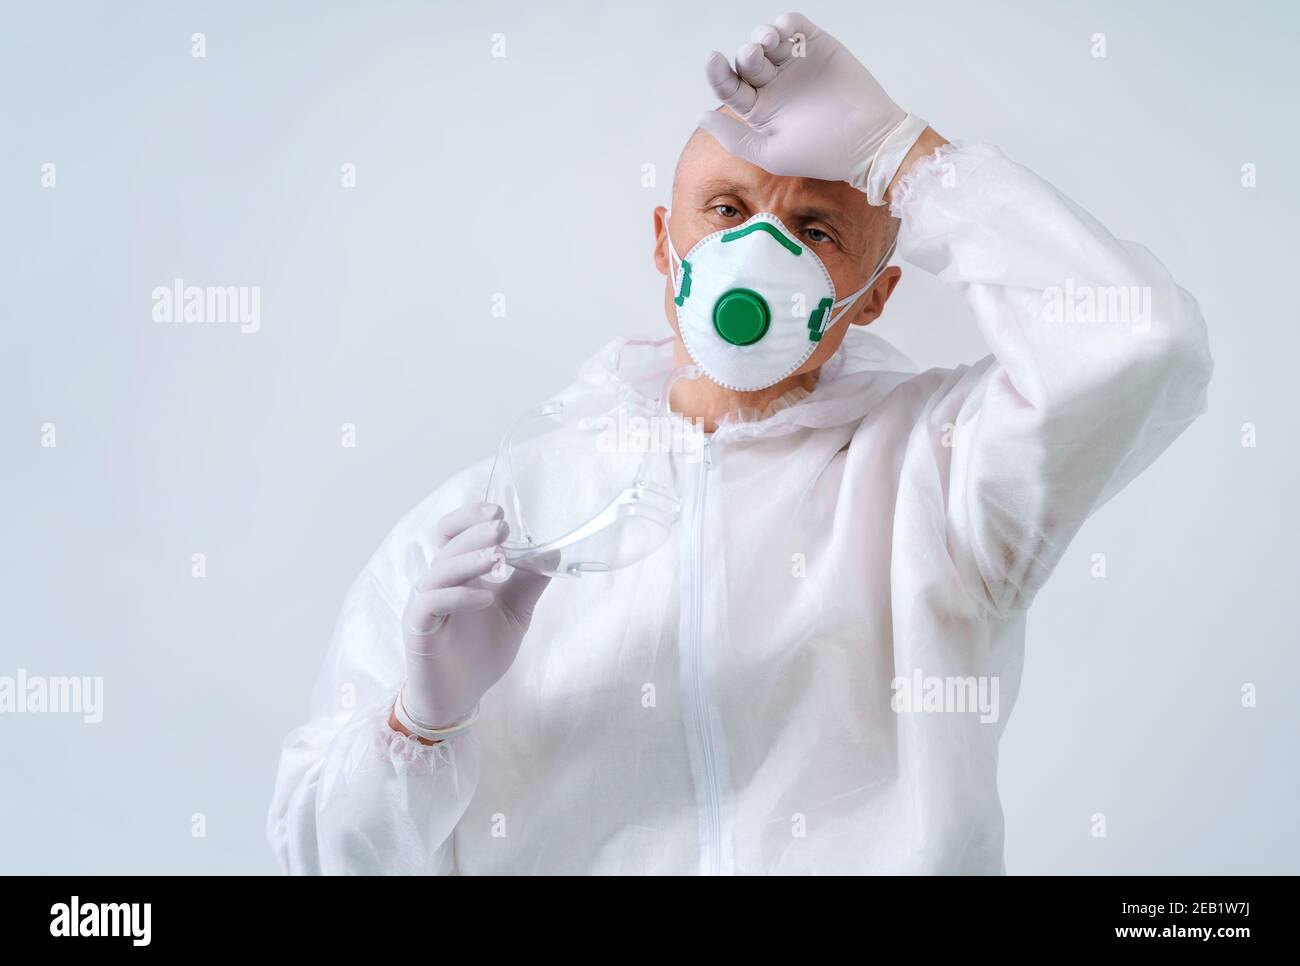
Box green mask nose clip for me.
[712,288,771,346]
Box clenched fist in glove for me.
[697,11,930,205]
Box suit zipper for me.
[685,434,725,874]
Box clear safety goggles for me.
[484,371,699,578]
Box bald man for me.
[269,14,1212,874]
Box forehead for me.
[673,128,878,238]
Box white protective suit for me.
[268,143,1212,874]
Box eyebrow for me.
[691,177,761,197]
[793,205,852,233]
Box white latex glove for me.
[697,11,928,205]
[398,502,550,731]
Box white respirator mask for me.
[666,210,895,392]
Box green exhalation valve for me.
[713,288,771,346]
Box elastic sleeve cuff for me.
[887,140,967,218]
[372,701,466,777]
[863,113,929,206]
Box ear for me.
[848,267,902,327]
[653,206,669,276]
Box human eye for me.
[803,226,834,244]
[714,203,742,220]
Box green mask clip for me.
[674,260,693,307]
[807,297,835,342]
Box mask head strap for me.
[809,236,897,343]
[663,209,690,305]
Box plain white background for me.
[2,0,1296,873]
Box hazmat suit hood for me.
[569,326,919,440]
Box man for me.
[269,13,1211,874]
